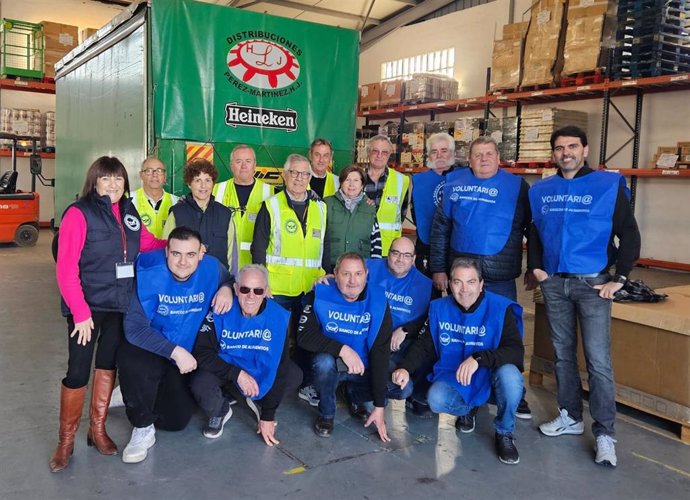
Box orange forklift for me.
[0,133,53,247]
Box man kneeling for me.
[119,227,234,463]
[392,258,525,464]
[298,252,412,442]
[191,264,302,446]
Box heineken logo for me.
[225,103,298,132]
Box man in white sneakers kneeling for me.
[118,227,234,463]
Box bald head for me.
[387,237,415,278]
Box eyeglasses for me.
[239,286,265,296]
[286,169,311,179]
[389,249,414,260]
[141,168,165,176]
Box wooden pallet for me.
[519,81,557,92]
[529,355,690,444]
[560,70,607,87]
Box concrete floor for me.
[1,231,690,500]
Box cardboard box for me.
[490,38,523,91]
[657,146,679,155]
[40,21,79,78]
[521,0,567,87]
[533,285,690,408]
[676,141,690,149]
[502,22,529,40]
[358,83,380,111]
[379,79,403,108]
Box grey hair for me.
[140,156,164,171]
[427,132,455,153]
[450,257,483,281]
[283,153,311,170]
[237,264,269,287]
[230,144,255,160]
[366,134,393,155]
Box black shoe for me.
[405,398,434,419]
[348,401,369,421]
[314,416,334,437]
[495,432,520,465]
[516,399,532,420]
[202,401,233,439]
[455,408,477,433]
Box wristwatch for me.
[612,274,627,285]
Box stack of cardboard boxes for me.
[358,83,381,111]
[402,73,458,104]
[40,20,79,79]
[651,143,690,169]
[453,117,484,165]
[562,0,616,77]
[521,0,567,87]
[490,22,528,92]
[399,122,425,170]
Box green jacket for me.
[324,193,379,271]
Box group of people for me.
[51,125,640,473]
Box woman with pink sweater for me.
[50,156,165,472]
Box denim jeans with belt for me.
[312,352,412,418]
[540,274,616,437]
[426,364,523,435]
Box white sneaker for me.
[539,408,585,436]
[109,385,124,409]
[298,385,319,407]
[595,435,617,467]
[122,424,156,463]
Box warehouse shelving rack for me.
[358,73,690,271]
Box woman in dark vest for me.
[51,156,165,472]
[164,158,237,274]
[323,165,382,273]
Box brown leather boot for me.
[86,369,118,455]
[49,384,87,472]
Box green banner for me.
[151,0,359,156]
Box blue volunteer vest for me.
[429,292,523,407]
[442,168,521,255]
[313,281,387,369]
[411,170,447,245]
[366,258,432,330]
[213,299,289,400]
[529,171,624,275]
[136,249,221,353]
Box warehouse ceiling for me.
[89,0,459,48]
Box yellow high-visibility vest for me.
[214,179,273,268]
[265,191,326,297]
[377,168,410,256]
[309,172,339,198]
[131,188,177,239]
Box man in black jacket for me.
[429,136,532,419]
[191,264,302,446]
[297,252,412,440]
[528,125,641,468]
[392,258,525,465]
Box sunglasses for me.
[238,286,265,296]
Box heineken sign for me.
[225,103,298,132]
[152,0,358,151]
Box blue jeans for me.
[540,274,616,437]
[312,352,413,419]
[483,279,517,302]
[426,364,523,435]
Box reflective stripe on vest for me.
[214,180,273,268]
[265,192,326,296]
[377,168,410,256]
[132,189,176,239]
